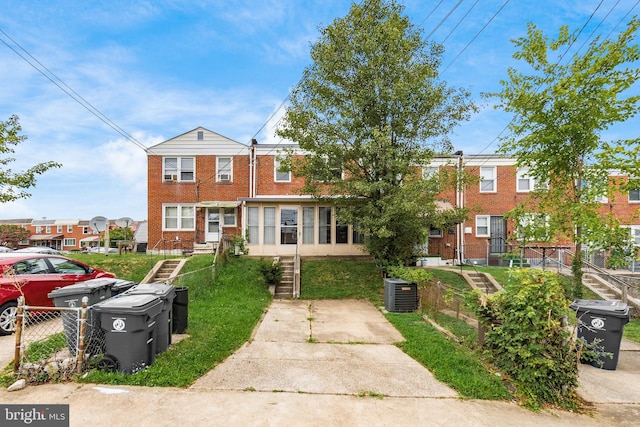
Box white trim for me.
[476,215,490,237]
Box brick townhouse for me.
[146,127,640,265]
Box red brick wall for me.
[147,154,251,249]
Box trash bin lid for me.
[125,282,176,299]
[92,293,162,315]
[48,278,117,298]
[111,279,137,292]
[570,299,630,318]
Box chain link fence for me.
[12,297,106,384]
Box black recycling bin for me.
[124,283,176,354]
[48,278,115,355]
[110,279,137,296]
[93,294,163,374]
[570,299,630,370]
[172,286,188,334]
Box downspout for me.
[455,151,464,265]
[250,138,258,198]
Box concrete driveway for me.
[191,299,457,397]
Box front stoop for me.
[275,257,294,298]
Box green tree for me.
[276,0,474,268]
[0,115,61,202]
[0,224,30,248]
[488,20,640,293]
[108,227,133,246]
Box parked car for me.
[0,254,115,335]
[0,247,13,253]
[15,246,62,255]
[88,247,118,254]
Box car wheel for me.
[0,301,18,335]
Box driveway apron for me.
[190,299,458,398]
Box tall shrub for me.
[467,269,580,411]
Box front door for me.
[489,216,507,254]
[205,208,220,242]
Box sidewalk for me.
[1,299,639,426]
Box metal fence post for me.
[13,296,25,374]
[76,296,89,374]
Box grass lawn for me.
[624,319,640,343]
[69,253,179,283]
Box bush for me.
[258,257,283,286]
[466,269,581,411]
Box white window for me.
[223,208,236,226]
[67,225,73,233]
[36,226,42,234]
[217,157,233,182]
[303,207,315,244]
[630,227,640,245]
[46,226,51,233]
[163,205,195,230]
[476,216,490,237]
[516,213,550,241]
[335,208,348,244]
[264,207,276,244]
[57,225,63,233]
[319,207,332,244]
[274,157,291,182]
[163,157,195,182]
[516,169,534,192]
[630,189,640,203]
[480,167,496,192]
[429,227,443,237]
[83,226,89,234]
[63,238,76,247]
[247,207,259,244]
[197,131,204,140]
[422,166,438,179]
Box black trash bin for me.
[172,286,188,334]
[123,283,176,354]
[110,279,137,296]
[93,294,163,374]
[570,299,630,370]
[48,278,115,355]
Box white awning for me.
[195,201,240,208]
[80,236,100,242]
[30,234,63,241]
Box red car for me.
[0,254,115,335]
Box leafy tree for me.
[488,20,640,292]
[108,227,133,244]
[0,224,30,248]
[0,115,61,202]
[276,0,474,268]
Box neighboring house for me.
[0,218,140,251]
[426,154,640,267]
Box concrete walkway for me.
[1,299,639,426]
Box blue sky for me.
[0,0,638,221]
